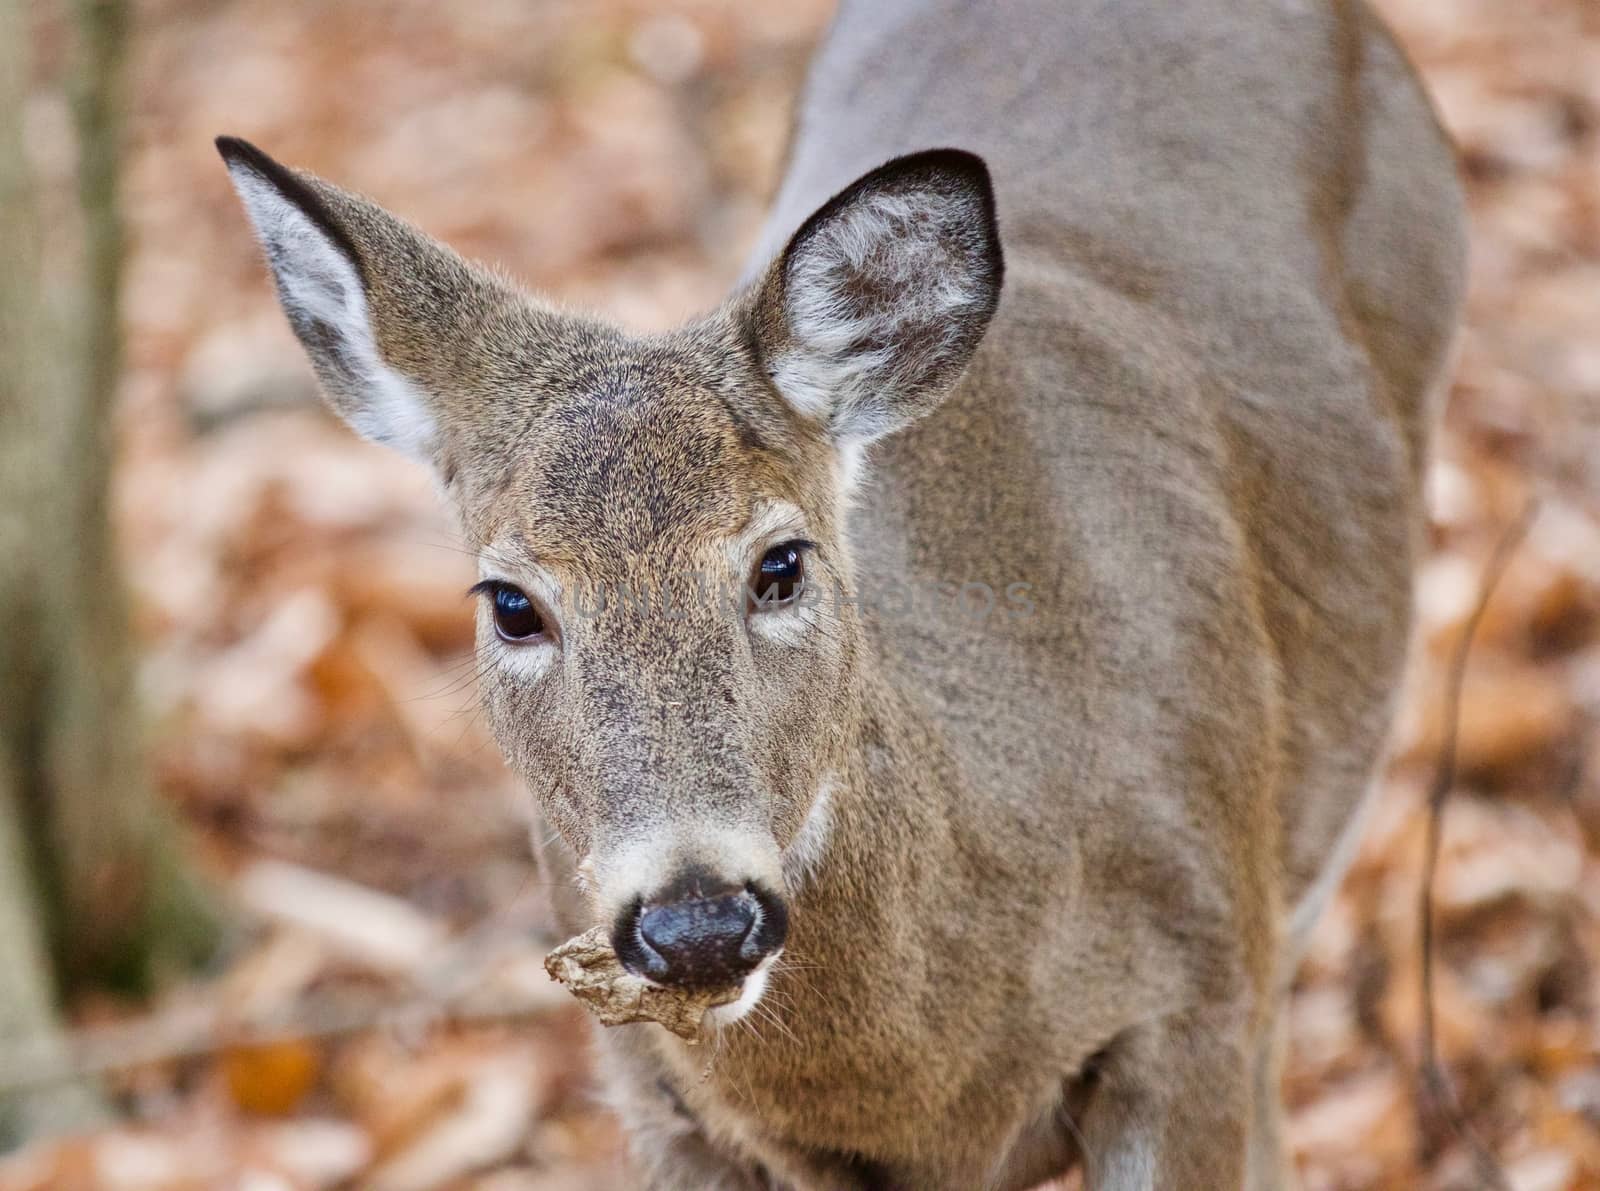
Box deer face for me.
[220,137,1001,1004]
[462,329,855,992]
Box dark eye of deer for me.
[490,584,545,642]
[751,542,806,609]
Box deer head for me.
[220,135,1002,1006]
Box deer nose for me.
[617,883,787,988]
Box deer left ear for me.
[216,135,521,470]
[750,148,1003,445]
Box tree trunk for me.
[0,752,106,1143]
[38,0,220,994]
[0,0,218,1140]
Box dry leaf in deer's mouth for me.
[544,926,741,1042]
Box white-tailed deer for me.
[219,0,1466,1185]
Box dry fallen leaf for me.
[367,1056,539,1191]
[544,927,739,1043]
[222,1039,322,1117]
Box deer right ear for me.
[216,136,496,466]
[750,148,1003,446]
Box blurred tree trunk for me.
[0,0,218,1138]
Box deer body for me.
[221,0,1466,1186]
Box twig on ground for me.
[1416,498,1539,1191]
[0,978,572,1099]
[0,865,571,1100]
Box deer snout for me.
[614,877,787,988]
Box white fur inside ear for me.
[771,186,990,437]
[226,166,437,461]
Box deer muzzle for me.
[614,874,788,988]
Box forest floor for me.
[4,0,1600,1187]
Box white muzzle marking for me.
[706,951,779,1028]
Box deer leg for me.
[1246,1002,1297,1191]
[1075,1006,1258,1191]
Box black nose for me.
[616,881,788,988]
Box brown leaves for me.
[221,1040,322,1116]
[1284,0,1600,1181]
[5,0,1600,1188]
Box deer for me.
[217,0,1466,1184]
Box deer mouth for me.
[703,950,782,1028]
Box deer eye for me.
[749,541,810,611]
[472,581,548,643]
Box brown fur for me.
[219,0,1467,1186]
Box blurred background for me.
[0,0,1597,1187]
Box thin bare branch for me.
[1416,498,1539,1191]
[0,978,572,1099]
